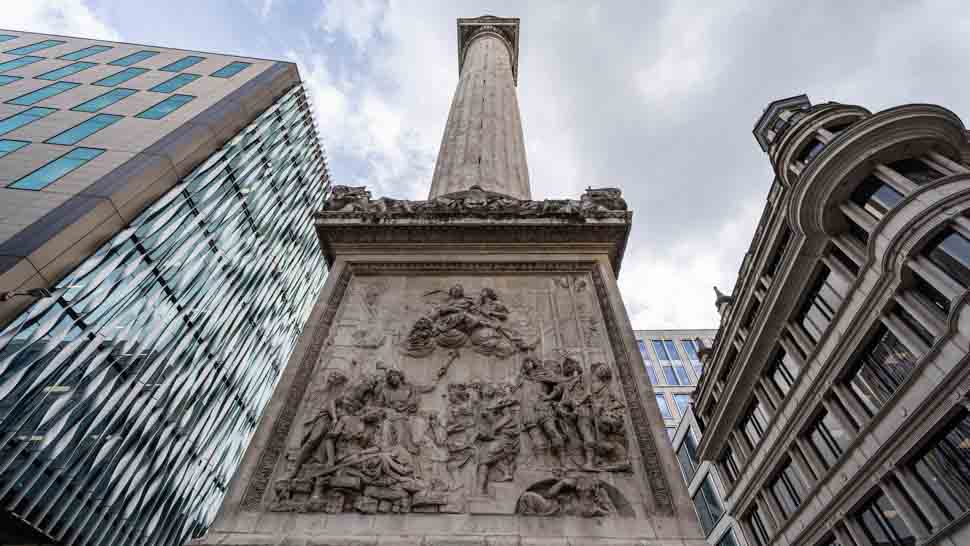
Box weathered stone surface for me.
[193,14,704,546]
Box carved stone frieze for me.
[242,262,674,517]
[319,185,628,222]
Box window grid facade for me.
[635,329,715,441]
[0,84,329,546]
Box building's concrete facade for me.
[693,95,970,546]
[0,31,330,546]
[0,30,299,329]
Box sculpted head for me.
[592,362,612,381]
[448,284,465,299]
[326,370,349,389]
[480,287,498,302]
[562,356,582,376]
[522,355,540,376]
[386,369,405,388]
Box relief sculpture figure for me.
[284,371,348,481]
[375,369,419,454]
[588,362,632,472]
[519,356,568,468]
[516,476,619,517]
[402,284,535,359]
[474,383,520,495]
[558,357,596,470]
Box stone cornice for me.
[314,185,632,275]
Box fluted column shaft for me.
[429,33,530,199]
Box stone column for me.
[429,18,530,199]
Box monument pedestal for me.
[192,187,706,545]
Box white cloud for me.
[620,195,763,329]
[634,3,736,113]
[5,0,120,40]
[260,0,275,19]
[317,0,387,51]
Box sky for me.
[11,0,970,329]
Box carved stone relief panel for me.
[267,274,650,517]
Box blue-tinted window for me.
[6,82,80,106]
[161,55,205,72]
[211,61,251,78]
[662,365,681,385]
[136,94,194,120]
[110,50,159,66]
[0,56,43,73]
[674,394,691,417]
[46,114,122,145]
[6,39,65,55]
[37,61,96,81]
[150,73,200,93]
[0,75,23,86]
[652,340,669,360]
[0,139,28,158]
[681,339,700,361]
[645,365,659,385]
[94,67,148,87]
[664,340,681,360]
[60,45,112,61]
[8,147,103,190]
[656,394,673,419]
[0,107,56,136]
[72,88,137,113]
[0,35,18,43]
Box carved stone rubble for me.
[269,282,635,517]
[318,184,629,222]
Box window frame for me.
[59,45,113,61]
[109,50,160,67]
[7,147,105,190]
[93,67,150,87]
[211,61,252,78]
[46,113,123,146]
[6,39,65,55]
[36,61,97,81]
[135,94,195,120]
[5,81,81,106]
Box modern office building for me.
[693,95,970,546]
[634,328,715,439]
[0,31,330,546]
[675,405,748,546]
[635,328,744,546]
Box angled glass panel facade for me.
[0,84,329,546]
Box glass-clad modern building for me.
[0,31,330,546]
[634,328,715,440]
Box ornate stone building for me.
[196,16,706,546]
[693,95,970,546]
